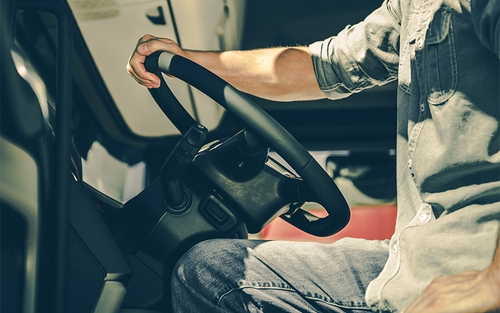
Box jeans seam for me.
[216,282,370,310]
[217,285,294,306]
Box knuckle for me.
[141,34,154,41]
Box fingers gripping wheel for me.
[144,51,350,236]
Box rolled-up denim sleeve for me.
[472,0,500,58]
[309,0,401,100]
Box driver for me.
[127,0,500,311]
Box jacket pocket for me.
[424,7,458,105]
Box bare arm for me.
[126,34,325,102]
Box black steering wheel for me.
[144,51,350,237]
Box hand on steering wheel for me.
[127,34,184,89]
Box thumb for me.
[137,43,153,56]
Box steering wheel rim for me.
[145,51,350,236]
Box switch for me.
[205,201,229,225]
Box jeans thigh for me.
[171,237,389,313]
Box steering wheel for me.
[144,51,350,237]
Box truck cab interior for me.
[1,0,397,312]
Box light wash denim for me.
[172,238,390,312]
[171,0,499,311]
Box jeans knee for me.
[172,239,261,293]
[172,239,242,287]
[173,239,215,282]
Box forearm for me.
[128,35,326,101]
[183,47,326,102]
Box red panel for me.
[259,204,397,243]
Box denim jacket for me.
[310,0,500,311]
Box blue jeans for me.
[171,237,390,312]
